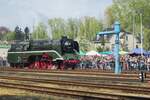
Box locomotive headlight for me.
[64,41,71,46]
[64,41,72,49]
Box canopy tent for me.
[99,51,113,55]
[144,51,150,57]
[148,51,150,54]
[119,51,128,55]
[86,50,101,56]
[130,48,147,55]
[99,51,128,55]
[79,51,86,56]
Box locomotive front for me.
[60,36,80,69]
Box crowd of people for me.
[1,50,150,72]
[121,55,150,71]
[0,56,8,67]
[79,55,150,71]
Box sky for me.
[0,0,112,30]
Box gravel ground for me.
[0,87,77,100]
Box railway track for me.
[0,75,150,94]
[0,76,150,100]
[0,68,150,85]
[1,67,150,75]
[0,70,149,83]
[1,67,150,74]
[1,67,150,78]
[0,71,146,83]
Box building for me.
[95,29,140,51]
[0,44,10,66]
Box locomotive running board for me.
[8,50,64,61]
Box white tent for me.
[0,48,8,58]
[86,50,101,56]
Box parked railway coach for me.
[7,36,80,69]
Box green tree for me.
[32,22,48,40]
[78,37,91,51]
[48,18,66,39]
[48,17,103,51]
[143,28,150,50]
[78,16,103,41]
[66,18,79,39]
[96,46,103,52]
[101,36,106,50]
[48,17,103,41]
[105,0,150,30]
[105,0,150,50]
[4,32,15,41]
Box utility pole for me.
[132,13,135,49]
[140,13,143,56]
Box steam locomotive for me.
[7,36,80,69]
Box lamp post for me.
[136,9,144,56]
[140,13,143,56]
[132,13,135,49]
[128,10,136,50]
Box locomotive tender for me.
[7,36,80,69]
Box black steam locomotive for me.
[7,36,80,69]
